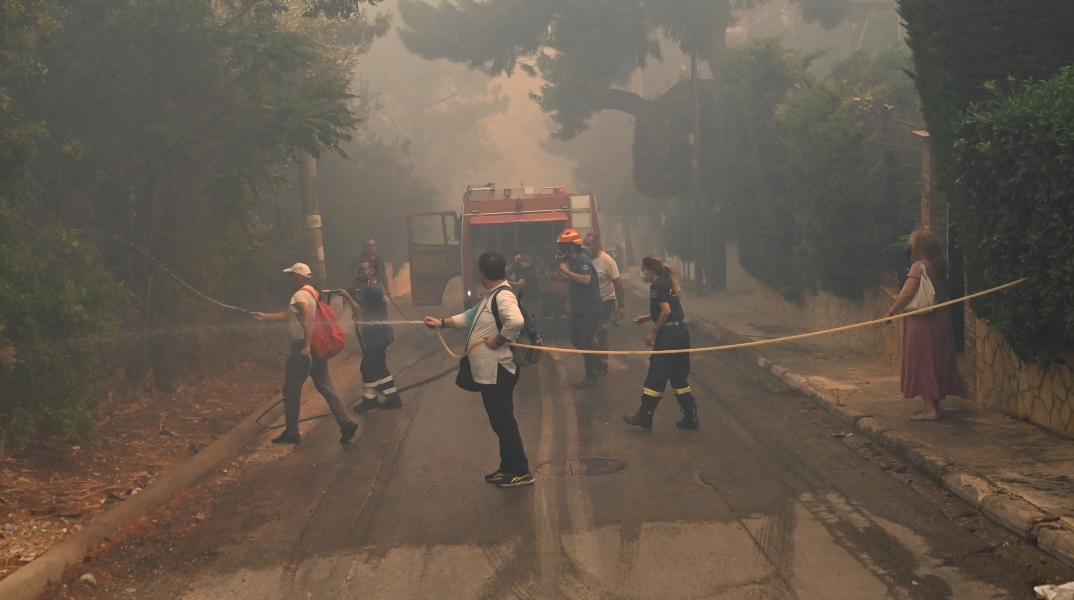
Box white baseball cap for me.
[282,263,312,278]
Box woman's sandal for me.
[910,412,942,421]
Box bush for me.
[718,42,919,300]
[0,208,126,448]
[952,67,1074,364]
[776,47,920,299]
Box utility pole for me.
[298,151,328,287]
[690,51,705,295]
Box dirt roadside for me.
[0,360,280,581]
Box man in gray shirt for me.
[585,233,626,374]
[253,263,358,445]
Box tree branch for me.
[595,88,648,117]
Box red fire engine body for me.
[406,184,601,310]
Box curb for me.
[692,315,1074,569]
[0,393,288,600]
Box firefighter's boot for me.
[380,392,402,410]
[624,396,660,430]
[675,389,700,430]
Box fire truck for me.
[406,183,601,311]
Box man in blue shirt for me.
[556,229,604,388]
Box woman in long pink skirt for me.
[886,229,966,421]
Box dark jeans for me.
[282,341,352,436]
[570,312,602,377]
[480,364,528,475]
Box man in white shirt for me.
[253,263,358,445]
[424,252,533,488]
[584,233,626,374]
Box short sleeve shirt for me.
[569,253,604,314]
[590,252,620,301]
[287,287,317,341]
[649,277,685,323]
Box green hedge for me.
[952,67,1074,364]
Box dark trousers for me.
[282,341,351,436]
[359,344,398,396]
[480,364,528,475]
[641,325,696,409]
[570,312,602,377]
[360,345,390,381]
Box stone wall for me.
[725,244,903,366]
[974,319,1074,436]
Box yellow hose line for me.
[434,278,1027,359]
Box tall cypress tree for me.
[898,0,1074,189]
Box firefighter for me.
[338,260,402,413]
[624,256,700,430]
[555,228,604,388]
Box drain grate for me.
[537,458,625,477]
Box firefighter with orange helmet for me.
[556,228,605,388]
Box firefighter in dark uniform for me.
[624,255,700,430]
[339,259,402,413]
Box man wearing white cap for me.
[253,263,359,444]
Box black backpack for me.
[491,288,543,367]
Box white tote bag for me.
[901,262,936,313]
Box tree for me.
[715,41,919,300]
[397,0,849,196]
[0,0,384,445]
[1,0,125,447]
[13,0,382,381]
[898,0,1074,190]
[898,0,1074,346]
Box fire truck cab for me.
[407,183,600,311]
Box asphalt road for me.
[63,292,1074,599]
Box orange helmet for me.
[557,228,583,245]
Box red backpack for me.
[302,286,345,360]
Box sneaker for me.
[340,421,359,443]
[596,362,609,376]
[271,432,301,444]
[497,473,535,488]
[380,396,402,410]
[574,376,599,389]
[352,397,380,414]
[484,470,509,484]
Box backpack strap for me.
[490,286,515,332]
[294,285,320,328]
